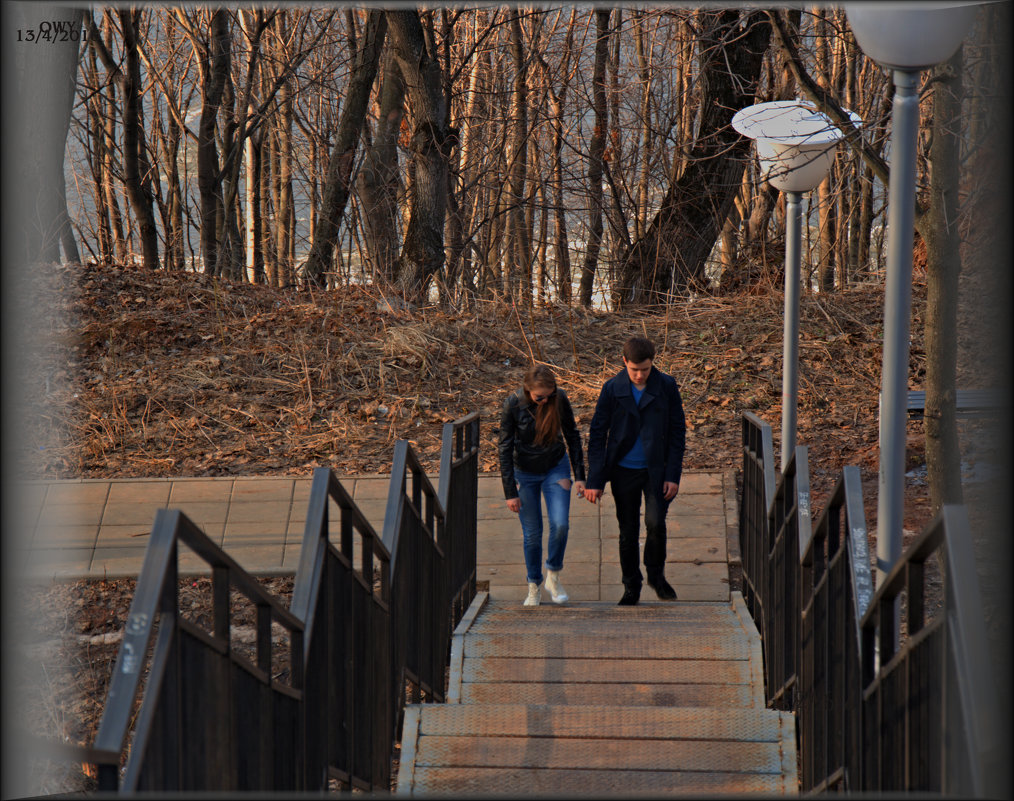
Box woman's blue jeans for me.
[514,454,572,584]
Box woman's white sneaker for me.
[523,582,542,606]
[545,570,569,604]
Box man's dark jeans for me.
[610,465,672,591]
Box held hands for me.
[582,484,676,504]
[574,481,586,499]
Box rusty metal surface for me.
[458,681,760,709]
[406,766,794,795]
[414,703,783,742]
[473,600,740,624]
[463,655,752,685]
[468,615,742,635]
[412,734,785,773]
[463,632,750,660]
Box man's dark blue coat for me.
[586,366,687,493]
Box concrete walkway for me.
[12,470,739,603]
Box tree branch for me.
[767,10,893,190]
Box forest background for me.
[2,3,1012,791]
[6,2,1011,519]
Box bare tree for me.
[303,10,388,288]
[386,9,456,301]
[616,10,771,303]
[578,8,610,307]
[923,49,965,512]
[357,51,405,286]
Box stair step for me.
[474,600,743,624]
[398,703,797,795]
[462,631,751,660]
[463,656,753,684]
[408,703,786,740]
[397,592,796,795]
[456,681,761,708]
[403,767,795,795]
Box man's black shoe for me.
[648,577,677,600]
[618,588,640,606]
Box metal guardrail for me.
[859,504,1003,795]
[290,466,393,791]
[798,465,873,792]
[739,412,777,636]
[764,444,811,713]
[92,510,306,791]
[739,412,1005,796]
[438,411,480,628]
[73,413,479,792]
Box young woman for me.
[498,365,586,606]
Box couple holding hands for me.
[498,336,687,607]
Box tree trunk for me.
[358,51,405,287]
[578,9,610,307]
[814,9,835,292]
[275,42,294,286]
[303,10,388,287]
[616,10,770,304]
[505,10,531,304]
[116,10,160,270]
[634,10,652,244]
[387,9,454,302]
[923,49,964,511]
[84,39,112,264]
[197,9,230,275]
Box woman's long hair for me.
[523,365,561,447]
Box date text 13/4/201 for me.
[17,21,84,44]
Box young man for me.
[584,336,687,605]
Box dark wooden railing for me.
[78,413,479,792]
[739,412,1006,796]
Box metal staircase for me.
[397,594,798,795]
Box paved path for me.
[12,470,739,604]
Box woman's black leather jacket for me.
[497,387,586,500]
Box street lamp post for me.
[732,101,861,471]
[845,2,979,586]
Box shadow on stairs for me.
[397,592,798,795]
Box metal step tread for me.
[456,682,762,708]
[407,702,788,741]
[462,631,752,660]
[398,704,798,795]
[398,592,797,795]
[462,655,754,684]
[401,766,796,795]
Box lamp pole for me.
[876,69,921,585]
[782,190,803,471]
[845,1,979,588]
[732,101,859,474]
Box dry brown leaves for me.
[20,261,930,520]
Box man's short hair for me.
[623,336,655,363]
